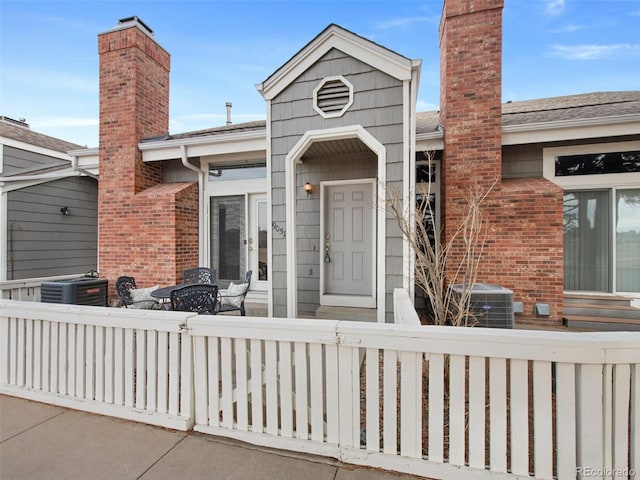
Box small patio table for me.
[150,284,190,309]
[150,284,188,302]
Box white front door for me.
[248,193,268,291]
[320,179,376,308]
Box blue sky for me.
[1,0,639,148]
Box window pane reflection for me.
[616,189,640,292]
[563,191,611,292]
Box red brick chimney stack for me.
[439,0,504,282]
[98,17,169,195]
[97,17,199,298]
[438,0,564,324]
[439,0,504,193]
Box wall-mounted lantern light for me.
[304,182,313,197]
[60,206,70,215]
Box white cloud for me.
[553,24,585,33]
[373,16,439,29]
[32,116,98,128]
[544,0,566,16]
[550,43,640,60]
[4,67,97,93]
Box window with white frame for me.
[544,141,640,295]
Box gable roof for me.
[0,118,84,153]
[137,90,639,158]
[145,120,266,142]
[501,91,640,126]
[256,23,421,101]
[415,91,640,135]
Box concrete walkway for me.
[1,395,429,480]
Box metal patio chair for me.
[170,283,219,315]
[182,267,217,285]
[115,275,161,309]
[217,270,252,316]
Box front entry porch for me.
[284,126,389,323]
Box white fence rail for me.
[0,301,193,430]
[1,294,638,480]
[0,274,85,301]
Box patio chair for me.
[115,276,161,309]
[170,283,219,315]
[217,270,252,316]
[183,267,217,285]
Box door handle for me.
[324,242,331,263]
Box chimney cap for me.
[117,16,154,36]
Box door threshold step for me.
[563,315,640,331]
[315,305,377,322]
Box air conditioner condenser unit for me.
[449,283,514,328]
[41,277,108,307]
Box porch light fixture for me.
[304,182,313,197]
[60,206,70,215]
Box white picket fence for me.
[0,274,82,301]
[0,301,193,430]
[1,294,638,480]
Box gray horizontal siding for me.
[1,145,67,175]
[502,144,543,179]
[6,176,98,280]
[501,137,640,179]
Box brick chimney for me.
[98,17,199,298]
[438,0,564,324]
[98,17,168,194]
[438,0,504,286]
[439,0,504,192]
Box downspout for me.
[71,155,99,180]
[180,145,205,264]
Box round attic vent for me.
[313,76,353,119]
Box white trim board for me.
[285,125,387,323]
[543,140,640,189]
[319,179,377,309]
[257,24,419,101]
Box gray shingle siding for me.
[270,48,405,320]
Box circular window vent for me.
[313,76,353,118]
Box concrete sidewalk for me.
[1,395,429,480]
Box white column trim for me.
[285,125,387,322]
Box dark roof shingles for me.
[416,91,640,135]
[0,121,84,152]
[143,91,640,141]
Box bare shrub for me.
[383,153,497,326]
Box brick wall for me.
[439,0,564,323]
[482,179,564,323]
[98,20,198,301]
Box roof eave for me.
[258,24,416,101]
[139,129,267,162]
[502,113,640,145]
[0,135,74,161]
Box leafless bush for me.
[383,153,496,326]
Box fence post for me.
[180,327,195,429]
[576,363,604,479]
[337,343,359,450]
